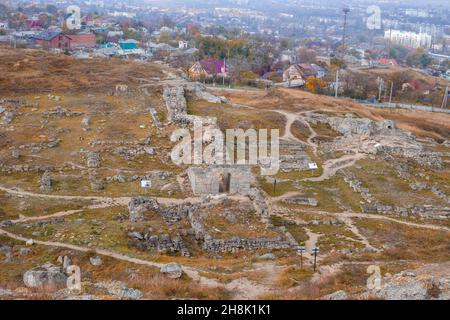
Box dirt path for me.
[272,110,319,155]
[0,226,224,288]
[9,201,115,224]
[299,208,450,233]
[303,227,320,261]
[0,226,287,299]
[273,110,304,143]
[341,217,380,252]
[304,153,366,182]
[0,186,202,207]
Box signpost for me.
[140,180,151,194]
[308,162,318,176]
[298,246,306,269]
[312,247,320,272]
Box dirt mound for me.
[0,47,167,95]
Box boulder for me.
[322,290,348,300]
[258,253,276,260]
[94,281,142,300]
[89,256,102,266]
[23,263,67,288]
[160,263,183,279]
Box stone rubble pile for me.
[361,203,450,219]
[283,197,318,206]
[128,232,190,256]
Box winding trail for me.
[0,226,279,299]
[341,217,379,252]
[0,186,201,207]
[285,208,450,233]
[304,153,366,182]
[303,228,320,261]
[0,226,222,288]
[273,110,319,154]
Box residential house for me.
[119,39,139,50]
[118,39,145,56]
[282,63,326,88]
[179,40,188,49]
[69,33,96,48]
[311,64,326,78]
[378,58,399,67]
[31,31,72,51]
[26,19,45,29]
[0,22,8,30]
[189,58,228,80]
[280,50,298,64]
[282,64,306,88]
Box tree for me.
[330,57,346,69]
[389,45,409,60]
[406,48,433,68]
[228,55,251,85]
[305,77,326,94]
[298,48,317,64]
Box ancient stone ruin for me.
[162,85,217,125]
[187,165,252,195]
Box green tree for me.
[406,48,433,68]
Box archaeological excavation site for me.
[0,47,449,302]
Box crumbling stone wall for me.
[187,165,252,195]
[203,235,292,253]
[128,232,190,256]
[283,197,318,206]
[361,203,450,219]
[162,85,216,125]
[128,197,195,224]
[128,197,160,222]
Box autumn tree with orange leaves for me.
[305,77,326,94]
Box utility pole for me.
[342,8,350,54]
[389,81,394,107]
[227,47,231,88]
[388,27,392,55]
[335,70,340,98]
[378,77,384,102]
[441,85,449,109]
[223,57,226,87]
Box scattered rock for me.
[257,253,276,260]
[89,256,102,266]
[160,263,183,279]
[128,197,160,222]
[94,281,142,300]
[39,172,53,192]
[23,263,67,288]
[322,290,348,300]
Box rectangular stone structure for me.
[187,165,252,195]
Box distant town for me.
[1,0,449,107]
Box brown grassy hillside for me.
[0,47,168,95]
